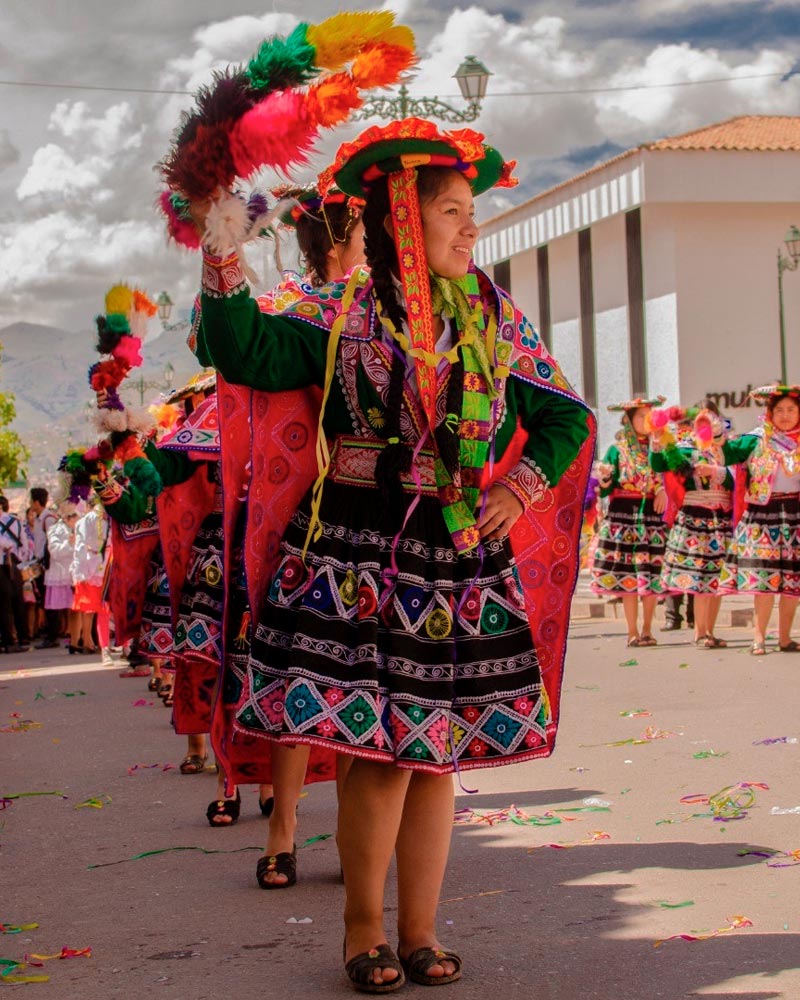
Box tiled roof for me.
[646,115,800,151]
[481,115,800,228]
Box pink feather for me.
[158,191,202,249]
[695,415,713,444]
[229,91,318,178]
[112,335,143,368]
[648,409,670,430]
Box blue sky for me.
[1,0,798,330]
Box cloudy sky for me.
[1,0,798,333]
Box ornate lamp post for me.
[129,361,176,407]
[777,225,800,384]
[156,291,191,332]
[353,56,492,123]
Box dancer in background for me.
[591,396,667,646]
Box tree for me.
[0,341,29,488]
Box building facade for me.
[475,116,800,451]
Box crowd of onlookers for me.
[0,487,112,660]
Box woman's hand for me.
[477,485,524,541]
[653,489,668,514]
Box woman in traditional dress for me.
[591,398,668,646]
[719,384,800,655]
[649,400,733,647]
[194,119,594,992]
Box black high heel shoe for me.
[206,789,241,827]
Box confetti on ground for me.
[454,804,610,828]
[692,750,728,759]
[527,831,611,852]
[657,901,695,909]
[0,946,91,984]
[681,782,768,822]
[125,763,175,776]
[678,663,690,669]
[575,685,600,691]
[770,805,800,815]
[440,889,512,904]
[88,834,332,869]
[752,736,798,746]
[580,726,680,748]
[1,713,42,733]
[34,690,86,701]
[74,795,112,810]
[0,923,38,935]
[738,848,800,868]
[0,791,67,810]
[620,709,651,718]
[285,917,313,924]
[618,658,638,667]
[654,915,752,947]
[131,700,155,707]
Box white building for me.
[475,115,800,450]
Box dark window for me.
[493,258,511,293]
[537,245,551,350]
[625,208,647,394]
[578,228,597,407]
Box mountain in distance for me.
[0,317,203,488]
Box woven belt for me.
[328,436,438,494]
[683,488,732,510]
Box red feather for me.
[229,91,318,178]
[163,123,236,200]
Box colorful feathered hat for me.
[749,383,800,404]
[274,184,363,229]
[607,395,666,412]
[322,117,518,198]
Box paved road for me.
[3,617,800,999]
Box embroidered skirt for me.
[591,495,666,596]
[173,511,224,667]
[236,480,547,774]
[139,543,173,661]
[660,504,732,594]
[719,493,800,596]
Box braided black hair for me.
[296,202,356,287]
[362,167,468,516]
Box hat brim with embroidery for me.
[607,395,666,412]
[749,383,800,404]
[321,117,518,198]
[165,369,216,405]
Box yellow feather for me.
[105,284,134,317]
[307,11,404,70]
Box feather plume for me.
[158,190,203,249]
[105,285,134,317]
[96,440,114,463]
[163,122,236,200]
[149,402,181,432]
[246,24,316,92]
[89,358,130,391]
[306,11,397,70]
[204,191,251,255]
[646,408,670,431]
[125,406,156,435]
[229,91,317,178]
[351,42,416,89]
[307,73,362,127]
[247,191,270,224]
[114,435,144,464]
[133,290,157,317]
[95,316,124,355]
[94,408,128,433]
[195,70,256,124]
[111,335,143,368]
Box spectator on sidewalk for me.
[0,495,33,653]
[36,502,78,650]
[70,502,112,664]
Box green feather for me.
[105,313,130,336]
[245,24,316,92]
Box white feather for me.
[204,192,250,256]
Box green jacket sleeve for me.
[144,440,197,487]
[509,381,591,487]
[598,445,620,497]
[197,288,328,392]
[723,435,759,465]
[94,478,155,525]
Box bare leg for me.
[693,594,710,641]
[753,594,774,646]
[68,609,81,647]
[262,743,311,884]
[778,595,799,647]
[622,595,639,641]
[396,772,457,979]
[340,758,410,985]
[79,612,95,650]
[335,753,353,804]
[640,595,657,639]
[707,595,723,640]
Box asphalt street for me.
[3,611,800,999]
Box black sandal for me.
[259,795,274,818]
[779,640,800,652]
[256,847,297,889]
[159,683,173,707]
[179,753,208,775]
[400,946,462,986]
[345,943,405,994]
[147,676,161,692]
[206,790,241,827]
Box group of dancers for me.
[590,389,800,654]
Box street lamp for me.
[156,290,190,332]
[777,224,800,384]
[129,361,178,407]
[352,56,492,124]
